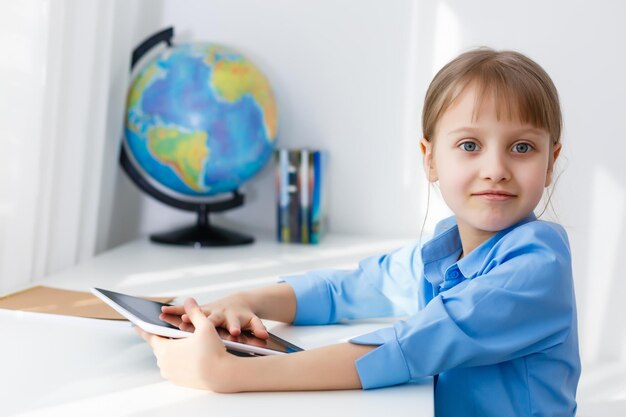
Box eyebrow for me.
[447,126,546,135]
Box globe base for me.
[150,223,254,247]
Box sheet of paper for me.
[0,286,174,320]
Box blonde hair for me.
[422,47,562,145]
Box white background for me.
[104,0,626,367]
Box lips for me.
[473,190,516,201]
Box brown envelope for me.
[0,286,174,320]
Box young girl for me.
[136,47,580,417]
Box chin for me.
[471,214,520,233]
[482,213,533,233]
[481,223,511,233]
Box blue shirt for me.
[281,214,580,417]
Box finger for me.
[224,312,242,336]
[161,305,185,314]
[248,316,269,339]
[134,326,168,349]
[162,305,203,320]
[159,313,184,328]
[206,311,226,328]
[180,322,196,332]
[181,310,209,323]
[163,304,211,318]
[183,298,212,333]
[134,326,151,342]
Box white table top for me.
[1,234,433,417]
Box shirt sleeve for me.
[350,222,575,389]
[279,241,423,325]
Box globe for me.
[125,42,277,199]
[121,28,278,247]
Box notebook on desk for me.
[0,285,174,320]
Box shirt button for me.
[450,270,459,279]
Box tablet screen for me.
[96,288,179,329]
[94,288,302,354]
[215,327,303,354]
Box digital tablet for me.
[90,287,303,356]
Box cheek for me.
[436,161,472,201]
[517,164,549,199]
[438,156,471,183]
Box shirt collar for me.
[421,213,537,287]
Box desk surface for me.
[1,234,433,417]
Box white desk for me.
[0,234,433,417]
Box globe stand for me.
[150,200,254,247]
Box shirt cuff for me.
[278,274,332,325]
[350,327,412,389]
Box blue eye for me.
[459,142,479,152]
[513,143,533,153]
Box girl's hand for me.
[135,298,236,392]
[160,293,269,339]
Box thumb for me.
[183,298,212,333]
[183,298,227,355]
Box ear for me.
[420,138,438,182]
[545,142,562,187]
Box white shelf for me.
[42,233,414,302]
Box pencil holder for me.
[274,149,327,244]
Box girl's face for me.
[421,84,561,245]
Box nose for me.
[480,149,511,182]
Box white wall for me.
[106,0,626,366]
[106,0,425,247]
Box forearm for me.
[225,342,376,392]
[237,283,297,323]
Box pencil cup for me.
[274,148,327,244]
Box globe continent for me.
[125,43,277,198]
